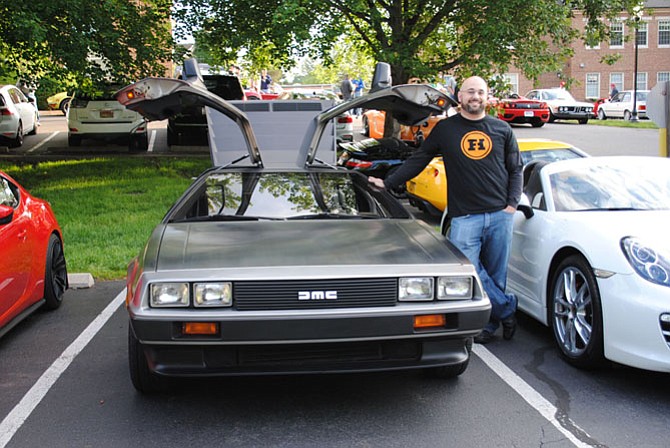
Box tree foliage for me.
[174,0,642,87]
[0,0,179,88]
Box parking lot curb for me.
[67,273,95,289]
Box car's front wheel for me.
[59,99,70,115]
[623,110,632,121]
[548,110,556,123]
[128,325,169,393]
[597,109,607,120]
[549,255,605,369]
[43,234,67,310]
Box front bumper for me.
[130,303,490,376]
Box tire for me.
[548,111,556,123]
[531,121,545,128]
[549,254,605,369]
[10,121,23,148]
[424,338,472,378]
[43,234,68,310]
[59,99,70,115]
[128,324,169,393]
[68,135,81,147]
[578,118,588,124]
[129,133,149,152]
[362,116,370,137]
[597,109,607,120]
[623,110,632,121]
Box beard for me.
[461,99,486,115]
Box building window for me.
[610,21,624,48]
[659,20,670,47]
[610,73,624,92]
[658,72,670,83]
[636,73,648,91]
[586,73,600,99]
[636,21,648,47]
[502,73,519,95]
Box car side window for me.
[0,177,19,208]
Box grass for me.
[3,157,211,280]
[588,118,658,129]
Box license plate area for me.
[100,109,114,118]
[524,111,534,117]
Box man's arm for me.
[504,131,523,210]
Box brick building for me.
[503,0,670,102]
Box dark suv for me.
[167,74,244,146]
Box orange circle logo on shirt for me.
[460,131,492,160]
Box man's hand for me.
[368,176,386,189]
[503,205,516,213]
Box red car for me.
[0,170,68,337]
[491,95,550,128]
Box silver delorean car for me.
[116,62,491,393]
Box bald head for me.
[458,76,489,119]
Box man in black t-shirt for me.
[369,76,522,344]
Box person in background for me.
[340,74,354,101]
[16,79,39,125]
[609,83,619,100]
[260,69,272,93]
[352,75,366,115]
[367,76,522,344]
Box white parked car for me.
[67,85,148,151]
[597,90,649,121]
[525,88,594,124]
[509,156,670,372]
[0,84,38,148]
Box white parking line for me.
[473,345,591,447]
[26,132,60,153]
[148,130,156,152]
[0,291,125,448]
[0,292,592,448]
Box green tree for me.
[0,0,179,87]
[174,0,642,87]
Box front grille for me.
[234,278,398,311]
[660,317,670,345]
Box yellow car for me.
[46,91,71,115]
[406,138,589,215]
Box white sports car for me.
[509,156,670,372]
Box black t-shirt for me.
[384,114,522,217]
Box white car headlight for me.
[399,277,434,301]
[150,283,189,307]
[194,282,233,307]
[437,276,473,300]
[621,237,670,287]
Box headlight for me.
[437,276,473,300]
[150,283,189,307]
[194,282,233,307]
[399,277,434,301]
[621,237,670,287]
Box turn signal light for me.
[414,314,446,329]
[126,91,136,100]
[182,322,219,335]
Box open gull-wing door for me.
[302,64,457,166]
[115,77,263,167]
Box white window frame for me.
[658,72,670,83]
[502,73,519,95]
[636,72,648,91]
[610,21,624,48]
[658,19,670,47]
[635,21,648,48]
[585,73,601,99]
[610,73,624,92]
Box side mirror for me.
[0,204,14,225]
[370,62,392,93]
[517,204,534,219]
[182,58,204,83]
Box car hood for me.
[154,220,468,271]
[115,60,455,169]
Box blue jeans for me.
[449,210,517,333]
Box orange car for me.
[362,110,446,145]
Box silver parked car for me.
[116,61,491,393]
[597,90,649,121]
[0,84,38,148]
[525,88,594,124]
